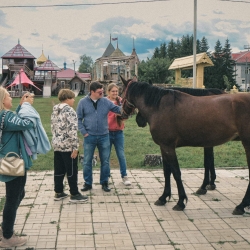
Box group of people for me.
[0,81,130,248]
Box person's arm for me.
[109,100,122,114]
[3,112,34,132]
[76,100,87,136]
[65,108,79,158]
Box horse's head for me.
[120,75,136,119]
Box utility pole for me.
[244,45,250,91]
[72,60,76,75]
[193,0,197,88]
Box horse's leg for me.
[207,148,216,190]
[196,147,216,195]
[160,147,187,210]
[233,144,250,215]
[154,157,171,206]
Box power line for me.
[0,0,169,9]
[219,0,250,3]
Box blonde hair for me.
[0,87,8,111]
[106,83,119,95]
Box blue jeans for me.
[2,173,27,239]
[109,130,127,178]
[83,134,110,185]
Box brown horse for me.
[135,86,227,195]
[121,79,250,215]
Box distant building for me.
[232,50,250,90]
[93,36,140,84]
[55,64,91,95]
[1,40,36,90]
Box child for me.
[51,89,88,203]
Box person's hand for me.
[84,133,89,137]
[71,150,78,159]
[20,93,30,105]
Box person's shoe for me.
[69,193,88,203]
[0,227,2,241]
[102,182,111,192]
[122,176,131,186]
[0,234,27,247]
[54,192,68,201]
[81,184,92,192]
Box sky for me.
[0,0,250,72]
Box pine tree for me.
[222,38,237,88]
[167,39,176,61]
[160,42,167,58]
[153,47,160,58]
[200,37,209,52]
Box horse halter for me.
[122,80,136,116]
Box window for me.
[61,81,65,87]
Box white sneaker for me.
[122,176,131,186]
[0,234,27,248]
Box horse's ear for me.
[148,79,153,85]
[132,75,138,82]
[120,75,128,87]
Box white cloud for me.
[0,0,250,71]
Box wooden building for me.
[93,36,140,83]
[1,40,36,88]
[169,52,214,88]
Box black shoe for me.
[81,184,92,192]
[102,182,111,192]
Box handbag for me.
[0,152,25,176]
[0,111,25,176]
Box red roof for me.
[35,59,61,71]
[232,51,250,63]
[2,43,36,59]
[57,68,91,80]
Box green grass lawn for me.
[11,95,248,171]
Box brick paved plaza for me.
[0,169,250,250]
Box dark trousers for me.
[2,173,27,239]
[54,151,79,195]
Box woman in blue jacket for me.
[0,88,34,248]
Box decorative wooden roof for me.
[169,52,213,70]
[102,42,115,57]
[37,50,48,65]
[35,59,61,71]
[2,41,36,59]
[110,47,125,57]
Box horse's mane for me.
[128,82,175,107]
[170,87,225,96]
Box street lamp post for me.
[244,45,250,91]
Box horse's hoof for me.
[196,188,207,195]
[206,184,216,190]
[172,204,185,211]
[154,199,166,206]
[232,207,245,215]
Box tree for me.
[78,54,93,73]
[200,37,209,52]
[138,57,173,83]
[222,38,237,88]
[159,42,167,58]
[167,39,176,61]
[153,47,160,58]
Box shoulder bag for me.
[0,111,25,176]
